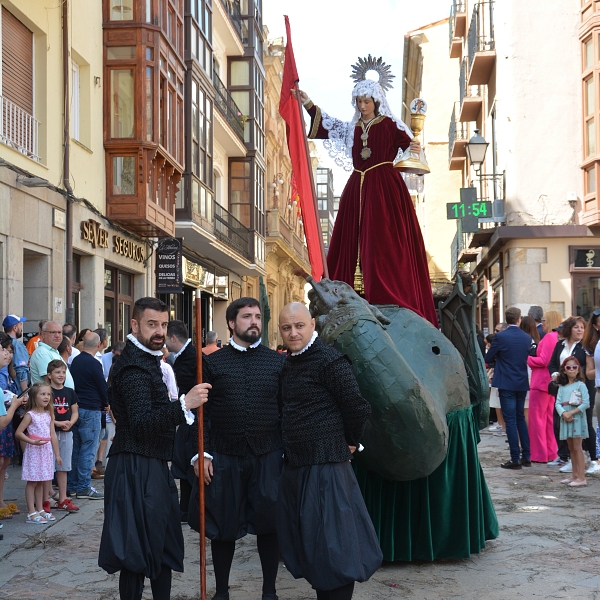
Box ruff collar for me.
[290,331,319,356]
[127,333,164,357]
[172,338,191,360]
[229,336,262,352]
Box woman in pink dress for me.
[15,383,62,524]
[527,311,563,463]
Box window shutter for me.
[2,7,33,115]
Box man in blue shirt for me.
[69,331,108,500]
[3,314,30,391]
[486,306,532,469]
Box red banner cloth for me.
[278,16,324,281]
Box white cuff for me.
[358,444,364,452]
[179,395,195,425]
[190,452,213,465]
[303,97,312,106]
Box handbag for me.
[548,379,559,397]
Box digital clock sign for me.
[446,201,492,220]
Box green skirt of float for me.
[353,405,499,561]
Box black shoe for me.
[262,595,279,600]
[211,594,230,600]
[521,459,532,467]
[500,460,522,470]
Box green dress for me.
[555,381,589,440]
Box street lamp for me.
[465,129,489,172]
[465,130,489,206]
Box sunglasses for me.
[564,365,579,371]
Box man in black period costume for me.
[98,297,211,600]
[189,297,285,600]
[277,302,382,600]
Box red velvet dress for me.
[307,105,438,325]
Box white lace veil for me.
[321,79,413,172]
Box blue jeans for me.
[68,408,101,492]
[499,389,530,463]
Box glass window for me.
[586,77,595,115]
[107,46,136,60]
[146,67,153,141]
[587,118,595,156]
[192,179,200,214]
[104,268,114,291]
[110,0,133,20]
[119,272,132,296]
[230,61,250,86]
[146,48,154,61]
[585,37,593,71]
[587,165,596,194]
[110,70,134,138]
[146,0,152,22]
[113,156,136,194]
[71,62,80,141]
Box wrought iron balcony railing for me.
[212,71,245,142]
[0,95,40,162]
[213,200,251,259]
[459,58,481,106]
[448,103,468,162]
[219,0,243,40]
[468,1,495,68]
[449,0,466,48]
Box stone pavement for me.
[1,433,600,599]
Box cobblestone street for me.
[1,432,600,599]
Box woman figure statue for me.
[294,55,437,324]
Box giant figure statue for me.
[293,55,498,561]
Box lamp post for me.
[465,129,489,203]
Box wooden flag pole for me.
[294,81,329,279]
[195,297,207,600]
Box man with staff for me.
[98,297,211,600]
[189,297,284,600]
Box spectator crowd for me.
[484,305,600,486]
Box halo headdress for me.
[350,55,395,92]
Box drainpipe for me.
[62,0,74,325]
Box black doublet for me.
[201,344,285,457]
[280,337,371,467]
[108,340,186,460]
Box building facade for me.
[0,0,154,344]
[262,35,311,348]
[316,166,335,252]
[445,0,591,331]
[402,19,463,303]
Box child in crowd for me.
[48,360,79,512]
[15,382,62,524]
[555,357,590,487]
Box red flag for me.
[279,16,326,281]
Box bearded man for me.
[189,297,284,600]
[98,297,211,600]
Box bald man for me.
[30,320,74,388]
[69,331,109,499]
[277,303,382,600]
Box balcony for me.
[452,221,476,276]
[467,1,496,85]
[213,72,245,142]
[0,95,40,162]
[448,103,468,170]
[266,207,310,268]
[219,0,243,41]
[459,58,483,122]
[449,0,467,59]
[214,200,250,259]
[467,172,506,249]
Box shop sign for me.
[183,257,215,292]
[156,238,183,294]
[113,235,145,262]
[574,249,600,269]
[81,219,109,249]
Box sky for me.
[263,0,451,193]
